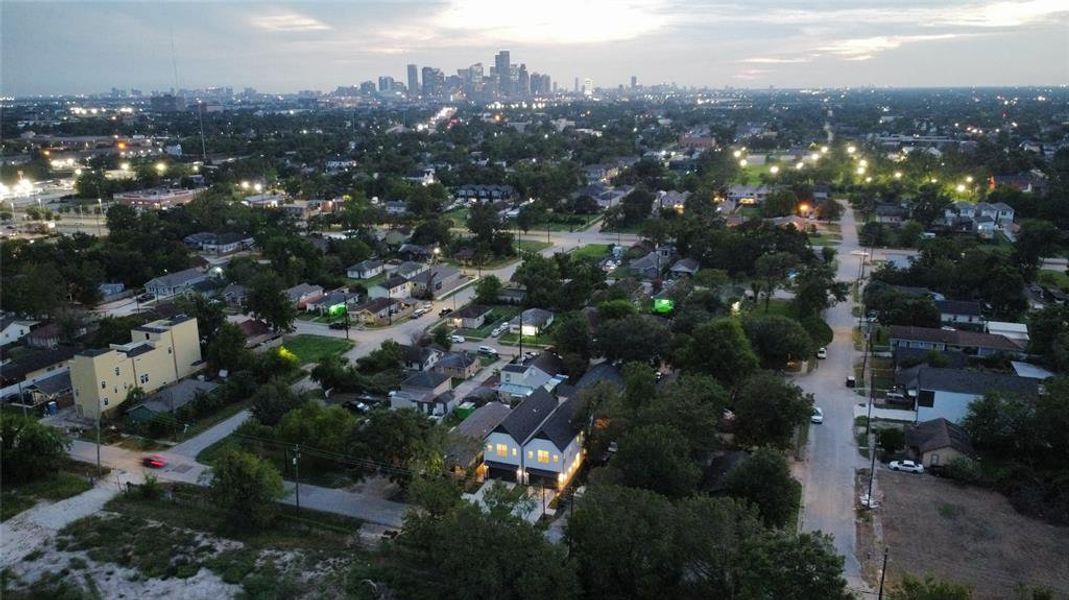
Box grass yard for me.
[1,465,96,522]
[749,298,797,319]
[454,305,521,339]
[516,239,552,254]
[280,335,354,365]
[442,206,470,225]
[808,232,843,246]
[857,470,1069,599]
[571,243,612,260]
[1038,269,1069,292]
[498,330,554,347]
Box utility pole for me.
[96,398,108,477]
[292,444,301,513]
[877,547,889,599]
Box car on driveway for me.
[889,460,924,474]
[450,334,466,344]
[816,347,827,359]
[142,454,167,469]
[810,407,824,424]
[439,308,453,317]
[137,293,155,303]
[328,322,348,330]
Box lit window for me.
[486,443,492,451]
[527,450,533,459]
[495,444,508,458]
[512,447,517,457]
[553,454,559,463]
[537,450,550,464]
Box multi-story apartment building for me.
[70,316,201,419]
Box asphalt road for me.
[794,203,868,587]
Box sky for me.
[2,0,1068,96]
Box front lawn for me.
[1038,269,1069,292]
[571,243,612,260]
[279,335,354,365]
[516,240,552,254]
[454,305,521,339]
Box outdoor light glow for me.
[120,162,131,170]
[739,159,748,167]
[847,145,857,154]
[253,183,264,193]
[865,176,873,183]
[894,171,903,179]
[856,167,866,175]
[795,162,804,170]
[956,184,966,192]
[859,159,868,168]
[769,165,780,174]
[74,168,83,176]
[809,152,820,161]
[798,203,810,214]
[965,176,974,183]
[154,162,167,173]
[240,181,250,190]
[931,178,939,183]
[820,146,829,154]
[732,150,742,158]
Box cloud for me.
[251,13,330,32]
[818,34,966,61]
[740,57,810,64]
[733,68,768,80]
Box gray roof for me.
[453,304,492,319]
[437,351,477,370]
[915,367,1039,397]
[1,347,77,382]
[906,418,974,456]
[285,283,323,301]
[400,344,441,365]
[402,370,450,390]
[146,268,205,289]
[510,308,554,328]
[348,259,383,272]
[139,379,220,414]
[27,371,72,396]
[669,257,700,273]
[890,326,1022,352]
[378,274,409,290]
[409,265,460,285]
[528,352,565,377]
[455,401,512,441]
[575,362,624,390]
[935,300,983,316]
[534,395,584,450]
[494,388,558,444]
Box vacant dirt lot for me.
[859,469,1069,599]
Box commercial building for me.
[70,316,202,419]
[114,187,204,209]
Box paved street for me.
[793,203,868,587]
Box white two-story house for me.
[482,388,585,488]
[496,352,566,398]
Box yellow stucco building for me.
[71,315,202,419]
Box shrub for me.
[140,474,163,500]
[943,457,984,485]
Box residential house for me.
[70,316,202,419]
[351,297,413,325]
[986,321,1029,345]
[409,265,463,300]
[369,275,411,299]
[890,286,945,301]
[346,259,385,280]
[668,258,700,278]
[398,244,434,261]
[935,300,985,328]
[98,283,126,300]
[306,290,361,315]
[905,418,975,467]
[435,351,481,380]
[1010,361,1055,380]
[508,308,555,337]
[384,201,408,215]
[497,352,566,398]
[220,283,248,308]
[183,232,254,255]
[574,362,624,391]
[285,283,325,309]
[23,371,72,408]
[482,388,585,488]
[390,371,455,416]
[400,344,444,372]
[889,325,1023,358]
[394,261,430,280]
[450,304,493,330]
[144,268,208,299]
[497,285,527,305]
[629,251,667,280]
[25,323,62,349]
[126,379,219,424]
[1,317,37,346]
[990,172,1047,195]
[454,184,516,203]
[446,401,512,473]
[726,184,770,205]
[874,204,908,226]
[237,319,282,352]
[898,366,1039,423]
[0,346,77,404]
[656,190,691,212]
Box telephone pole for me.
[877,547,889,599]
[292,444,301,513]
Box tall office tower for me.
[378,76,394,92]
[631,75,637,89]
[421,67,436,97]
[495,50,511,97]
[407,64,419,96]
[517,64,529,97]
[544,75,552,94]
[574,77,579,93]
[583,78,594,96]
[359,81,376,94]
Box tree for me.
[177,294,225,338]
[792,263,848,318]
[553,311,592,360]
[512,254,561,309]
[754,252,798,309]
[1,414,71,483]
[816,198,843,221]
[744,314,814,369]
[673,496,765,598]
[619,187,655,226]
[205,322,252,374]
[676,318,758,388]
[887,574,973,600]
[725,448,801,528]
[246,272,297,332]
[596,315,671,364]
[1014,219,1062,277]
[876,427,906,456]
[473,275,502,305]
[355,408,447,486]
[566,484,681,598]
[737,532,852,600]
[763,189,798,217]
[640,375,727,457]
[597,299,637,320]
[208,447,285,530]
[432,323,453,350]
[734,372,813,449]
[611,424,701,498]
[250,378,304,426]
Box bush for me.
[139,475,163,500]
[875,428,905,456]
[943,457,985,485]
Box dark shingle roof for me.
[494,388,558,444]
[916,367,1039,397]
[455,401,512,441]
[0,347,77,382]
[890,326,1022,351]
[528,352,565,378]
[453,304,492,319]
[935,300,983,316]
[906,418,975,456]
[402,370,450,389]
[534,396,584,450]
[575,362,624,390]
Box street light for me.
[769,165,780,175]
[240,180,250,190]
[253,183,263,193]
[738,159,747,167]
[956,183,966,193]
[154,162,167,174]
[847,145,857,154]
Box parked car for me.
[477,345,498,356]
[142,455,167,469]
[439,308,453,317]
[137,293,155,302]
[810,407,824,424]
[450,334,466,344]
[846,375,856,388]
[491,325,506,337]
[889,460,925,474]
[816,347,827,359]
[328,322,348,330]
[413,307,429,318]
[343,400,370,414]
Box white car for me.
[810,407,824,424]
[816,347,828,359]
[477,345,498,356]
[889,460,925,474]
[450,334,466,344]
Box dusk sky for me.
[3,0,1068,96]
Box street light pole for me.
[292,444,301,513]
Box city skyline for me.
[2,0,1068,96]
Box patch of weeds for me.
[22,550,43,562]
[206,548,259,584]
[937,502,964,520]
[174,561,201,579]
[68,557,88,570]
[58,513,208,581]
[239,563,301,600]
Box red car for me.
[142,455,167,469]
